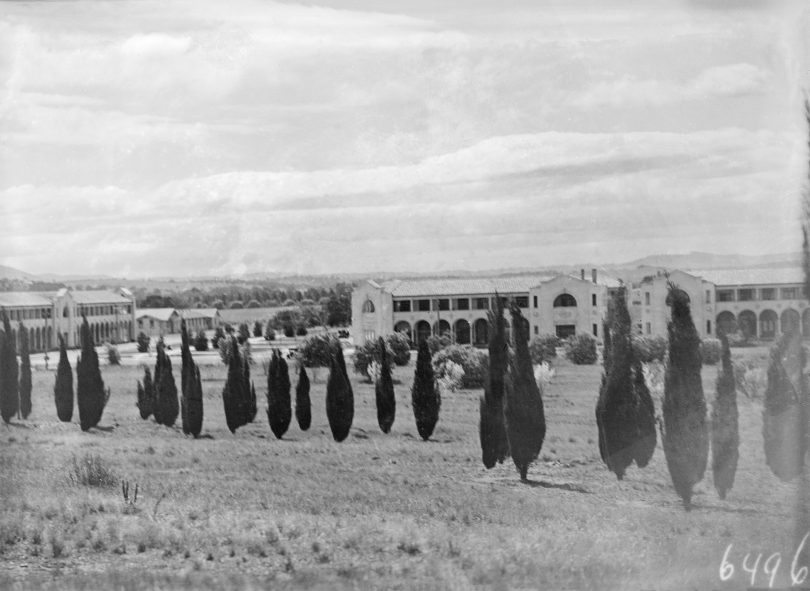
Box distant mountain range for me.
[0,251,801,286]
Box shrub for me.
[77,317,109,431]
[283,324,295,338]
[54,335,74,422]
[266,350,292,439]
[265,325,276,341]
[218,336,235,365]
[19,322,32,420]
[631,335,668,363]
[296,325,308,337]
[136,366,154,420]
[762,331,807,481]
[596,286,655,481]
[426,335,451,355]
[711,333,739,499]
[432,345,487,389]
[326,343,354,442]
[136,332,150,353]
[297,334,334,368]
[67,453,117,488]
[212,299,225,310]
[247,300,261,309]
[505,305,545,481]
[375,337,396,434]
[733,361,766,399]
[353,340,393,381]
[229,301,244,309]
[564,333,598,365]
[700,338,721,365]
[435,360,465,395]
[253,321,263,337]
[0,311,19,424]
[533,362,555,391]
[529,335,559,365]
[480,295,509,469]
[237,323,250,344]
[412,340,440,441]
[295,365,311,431]
[212,327,225,348]
[180,319,203,438]
[194,331,208,352]
[662,285,708,510]
[387,333,411,366]
[106,344,121,366]
[153,339,179,428]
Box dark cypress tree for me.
[712,332,739,498]
[596,287,639,480]
[180,319,203,437]
[326,343,354,442]
[267,349,292,439]
[241,345,255,424]
[76,316,109,431]
[54,334,74,422]
[762,330,807,481]
[505,305,545,481]
[412,339,440,441]
[248,382,257,424]
[662,284,709,510]
[480,294,510,468]
[0,311,19,424]
[632,354,657,468]
[222,336,246,434]
[152,338,165,425]
[19,323,32,420]
[136,366,153,420]
[295,364,311,431]
[154,339,179,427]
[375,337,396,433]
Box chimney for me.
[591,268,597,284]
[580,269,585,281]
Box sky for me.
[1,0,809,278]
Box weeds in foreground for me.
[67,454,118,488]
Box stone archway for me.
[473,319,488,346]
[716,311,737,337]
[454,319,471,345]
[781,308,800,336]
[433,319,451,338]
[738,310,757,339]
[394,321,412,344]
[759,309,778,340]
[415,320,431,346]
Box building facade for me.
[351,270,617,347]
[136,308,221,337]
[0,288,137,352]
[352,266,808,347]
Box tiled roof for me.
[136,308,179,322]
[0,292,53,307]
[687,267,803,287]
[384,275,558,297]
[183,308,219,319]
[71,290,132,304]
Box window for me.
[644,292,650,306]
[553,294,577,307]
[534,326,538,335]
[454,298,469,311]
[760,288,775,301]
[533,295,538,308]
[362,300,375,313]
[474,297,489,310]
[417,299,430,312]
[393,300,411,313]
[591,293,597,307]
[706,320,712,335]
[781,287,798,300]
[705,290,711,303]
[717,290,734,302]
[738,288,755,302]
[436,299,449,311]
[515,296,529,308]
[592,324,598,337]
[645,322,651,335]
[364,331,375,342]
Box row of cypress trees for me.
[479,296,546,480]
[137,337,179,428]
[180,319,204,437]
[0,311,28,423]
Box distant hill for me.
[617,251,800,271]
[0,264,37,281]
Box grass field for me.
[0,347,806,590]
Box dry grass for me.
[0,347,803,590]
